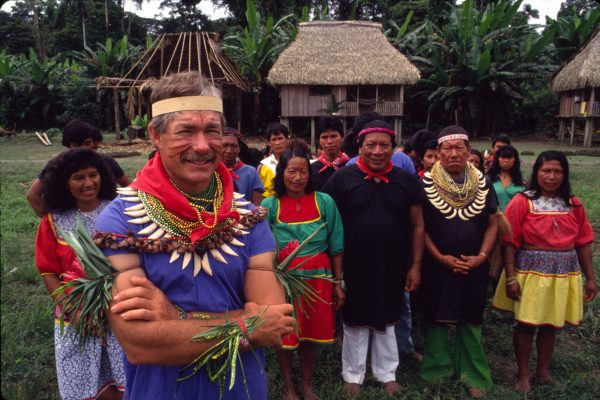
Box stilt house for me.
[267,21,420,145]
[551,29,600,147]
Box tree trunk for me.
[114,89,121,141]
[81,3,87,51]
[104,0,109,36]
[30,0,46,59]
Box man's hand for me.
[438,254,469,274]
[243,302,295,348]
[405,265,421,292]
[333,284,346,310]
[111,275,179,321]
[455,254,486,271]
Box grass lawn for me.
[1,134,599,399]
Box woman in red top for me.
[36,149,124,400]
[493,151,597,393]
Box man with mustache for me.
[221,127,265,205]
[94,71,295,399]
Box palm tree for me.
[221,0,300,132]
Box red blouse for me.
[503,194,594,249]
[35,214,85,282]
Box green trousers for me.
[419,323,492,391]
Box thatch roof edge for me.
[550,28,600,92]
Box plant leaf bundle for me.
[179,314,263,398]
[274,223,333,321]
[53,218,117,343]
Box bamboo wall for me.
[558,88,600,117]
[279,85,405,117]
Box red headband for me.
[357,127,396,141]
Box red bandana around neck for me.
[130,152,240,244]
[356,158,393,183]
[228,160,244,180]
[317,152,350,173]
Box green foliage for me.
[394,0,557,136]
[0,49,85,129]
[131,114,148,128]
[222,0,295,84]
[1,137,599,399]
[73,35,143,77]
[545,6,600,62]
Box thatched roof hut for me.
[550,30,600,92]
[267,21,420,144]
[96,32,248,138]
[550,29,600,147]
[268,20,420,86]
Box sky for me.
[2,0,564,23]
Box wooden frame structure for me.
[268,21,420,146]
[96,32,248,137]
[551,30,600,147]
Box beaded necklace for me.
[430,162,479,208]
[140,173,227,239]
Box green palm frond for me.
[53,218,116,343]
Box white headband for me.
[438,133,469,144]
[152,96,223,117]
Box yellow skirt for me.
[492,249,583,328]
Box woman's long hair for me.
[527,150,572,204]
[273,139,316,197]
[41,148,117,212]
[488,145,524,186]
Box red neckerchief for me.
[131,152,239,244]
[317,152,349,173]
[356,158,393,183]
[228,160,244,180]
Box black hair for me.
[273,139,316,197]
[527,150,572,204]
[410,129,436,158]
[265,122,289,140]
[492,134,511,148]
[342,112,384,157]
[357,120,397,148]
[61,118,103,147]
[403,142,413,154]
[223,127,255,165]
[41,148,116,212]
[488,145,524,186]
[316,116,344,138]
[469,148,484,172]
[421,139,438,159]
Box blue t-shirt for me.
[96,195,276,400]
[347,151,416,175]
[234,163,264,201]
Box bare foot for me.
[343,382,361,398]
[535,373,553,385]
[514,375,531,393]
[301,380,319,400]
[382,381,401,396]
[282,380,300,400]
[467,387,484,398]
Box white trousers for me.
[341,323,399,384]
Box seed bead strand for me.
[430,162,479,208]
